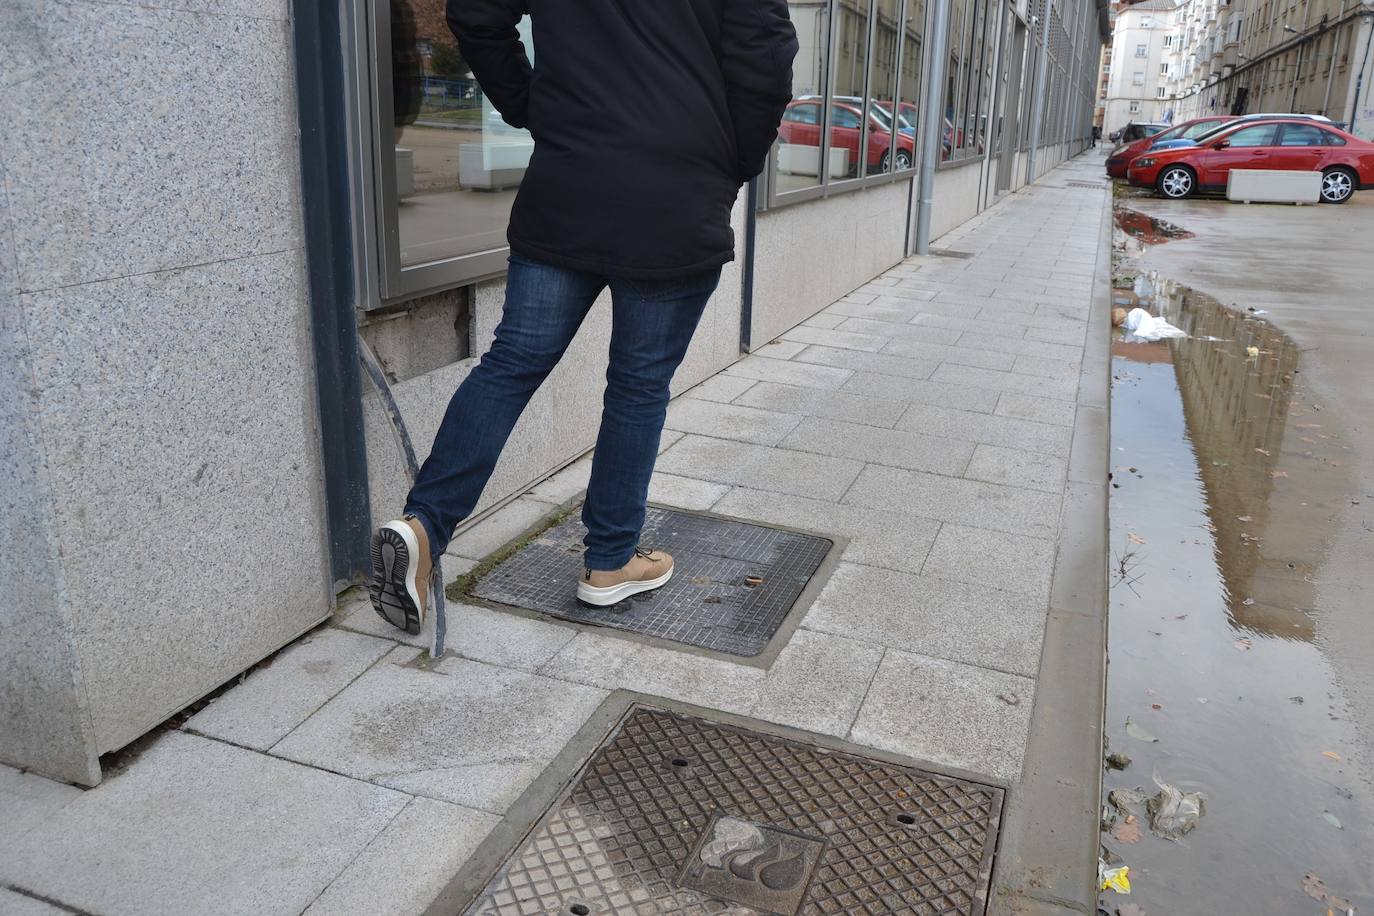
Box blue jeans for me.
[404,255,720,570]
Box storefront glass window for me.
[832,0,873,179]
[388,0,533,272]
[871,0,913,172]
[897,0,925,168]
[774,1,833,194]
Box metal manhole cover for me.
[469,506,832,657]
[462,705,1004,915]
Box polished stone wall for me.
[0,0,330,784]
[750,180,911,348]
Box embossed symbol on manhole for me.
[461,705,1004,915]
[468,506,833,657]
[678,815,825,914]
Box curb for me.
[987,174,1113,916]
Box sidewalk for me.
[0,154,1111,916]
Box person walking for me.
[369,0,799,634]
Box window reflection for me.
[776,1,833,192]
[832,0,873,177]
[871,0,912,173]
[389,0,534,269]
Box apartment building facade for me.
[1163,0,1374,136]
[1103,0,1181,131]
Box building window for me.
[769,0,922,205]
[1163,34,1174,47]
[1156,86,1167,97]
[1133,71,1145,85]
[1160,62,1170,75]
[1129,100,1142,113]
[1136,43,1148,57]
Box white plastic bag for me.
[1123,307,1187,342]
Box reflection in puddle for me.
[1103,271,1372,913]
[1113,208,1195,249]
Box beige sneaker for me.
[369,516,432,635]
[577,547,674,607]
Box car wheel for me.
[1319,167,1355,204]
[1157,165,1195,199]
[894,149,913,170]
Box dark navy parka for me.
[446,0,798,278]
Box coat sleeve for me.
[446,0,533,129]
[718,0,799,182]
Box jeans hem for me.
[401,506,446,563]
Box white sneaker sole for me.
[577,566,674,607]
[370,520,425,635]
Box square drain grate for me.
[462,705,1004,915]
[468,506,832,657]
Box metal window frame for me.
[353,0,517,309]
[764,0,920,211]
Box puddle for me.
[1102,264,1374,909]
[1112,209,1195,267]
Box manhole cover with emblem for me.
[461,705,1004,915]
[469,506,833,658]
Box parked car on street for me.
[779,98,916,175]
[1106,116,1238,177]
[1127,118,1374,203]
[1145,112,1335,153]
[1110,122,1169,146]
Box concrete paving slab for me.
[780,323,890,352]
[524,457,592,503]
[749,628,884,737]
[445,497,557,562]
[850,650,1035,783]
[794,343,942,381]
[186,627,394,751]
[751,338,809,359]
[897,403,1072,456]
[880,336,1019,371]
[0,731,408,916]
[929,362,1078,401]
[680,372,757,403]
[801,563,1044,676]
[965,443,1069,493]
[271,657,607,813]
[722,354,852,390]
[655,434,862,501]
[0,766,82,855]
[732,380,908,428]
[921,523,1055,601]
[664,397,802,446]
[303,796,500,916]
[778,415,975,476]
[841,369,1002,413]
[842,315,964,345]
[1011,353,1083,381]
[0,888,67,916]
[710,486,939,573]
[537,631,764,715]
[996,391,1079,427]
[798,311,848,329]
[647,472,731,510]
[844,464,1062,539]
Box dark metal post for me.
[291,0,374,588]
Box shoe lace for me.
[634,545,655,560]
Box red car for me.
[1127,118,1374,203]
[1106,116,1238,178]
[779,99,915,175]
